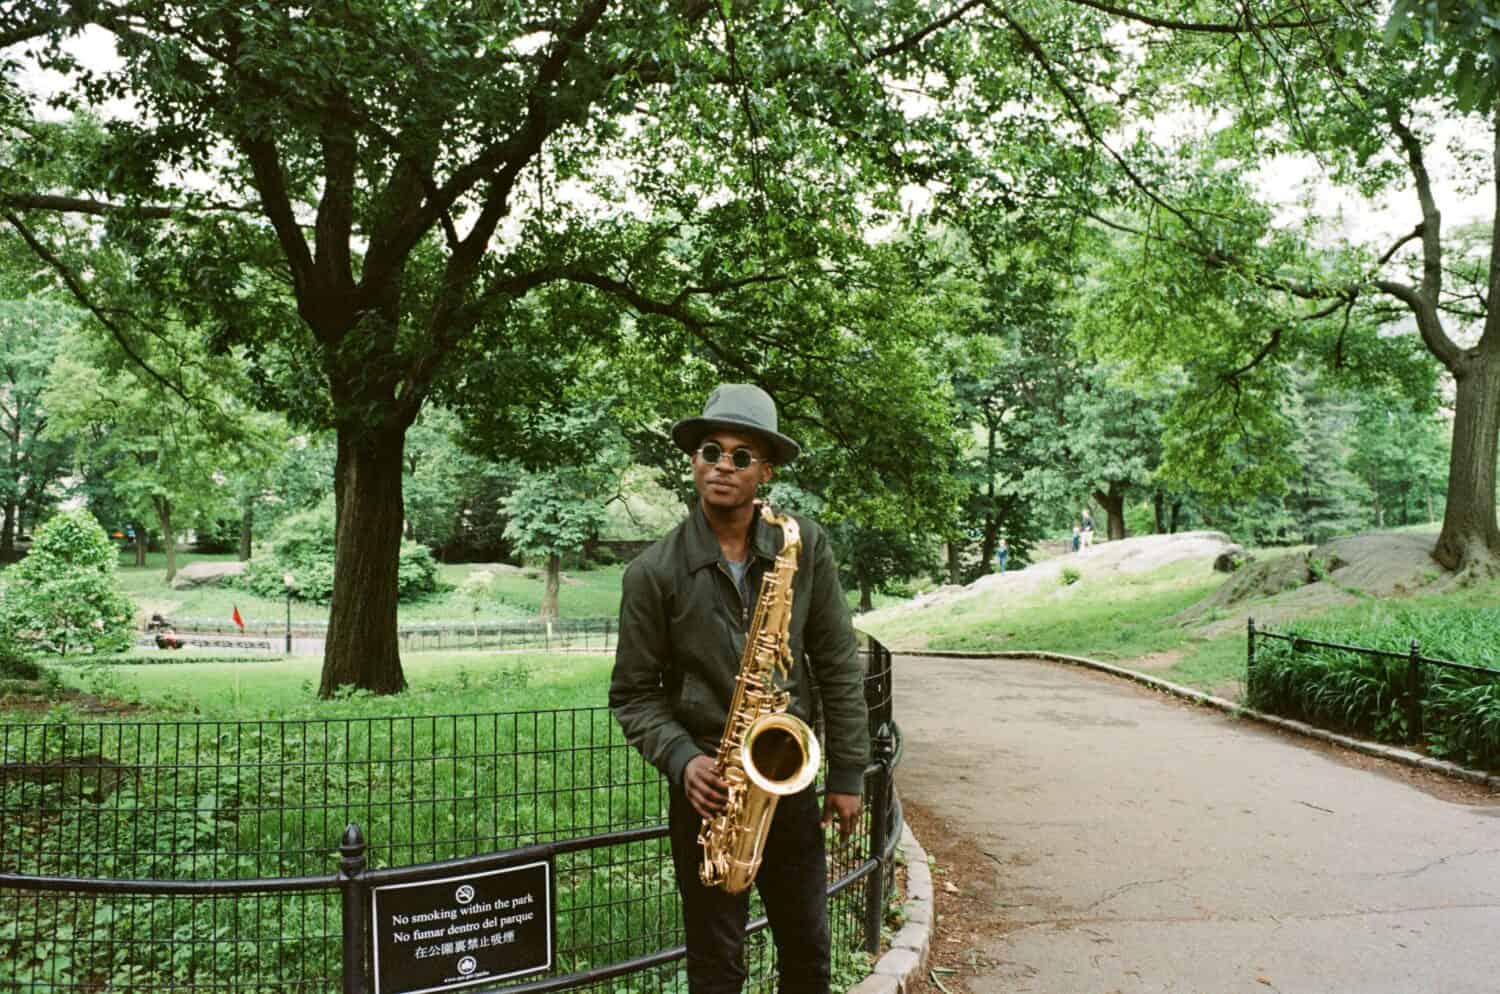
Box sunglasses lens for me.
[700,443,722,464]
[730,449,753,469]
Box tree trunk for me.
[0,499,14,555]
[1152,490,1167,534]
[1170,498,1182,533]
[540,553,561,621]
[154,497,176,582]
[945,541,961,585]
[858,576,873,614]
[1092,483,1127,541]
[1434,354,1500,571]
[238,501,254,561]
[134,529,147,567]
[320,426,408,696]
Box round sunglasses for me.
[695,442,766,471]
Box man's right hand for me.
[683,754,729,820]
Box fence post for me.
[863,721,895,956]
[1406,640,1424,745]
[340,823,368,994]
[1246,617,1256,696]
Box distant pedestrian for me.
[1080,509,1095,549]
[1071,526,1081,552]
[995,538,1009,573]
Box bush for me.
[241,501,438,603]
[0,640,43,680]
[1061,566,1081,586]
[0,509,135,657]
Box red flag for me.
[232,605,245,631]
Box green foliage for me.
[242,502,437,604]
[1060,565,1082,586]
[1250,607,1500,770]
[0,510,134,657]
[502,471,609,564]
[0,640,42,680]
[0,296,70,546]
[0,653,878,990]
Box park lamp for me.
[283,572,295,655]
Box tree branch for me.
[1054,0,1345,34]
[3,210,191,404]
[0,193,255,218]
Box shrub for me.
[1250,606,1500,771]
[241,501,438,603]
[1061,566,1081,586]
[0,509,135,657]
[0,640,43,680]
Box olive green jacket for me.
[609,504,870,796]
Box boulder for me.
[1212,546,1250,573]
[170,560,248,589]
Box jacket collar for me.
[684,501,783,572]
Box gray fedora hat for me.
[671,383,800,465]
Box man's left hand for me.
[820,792,862,840]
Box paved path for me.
[894,653,1500,994]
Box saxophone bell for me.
[701,711,821,895]
[742,712,821,797]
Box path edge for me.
[849,820,932,994]
[907,649,1499,789]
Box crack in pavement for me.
[1081,871,1193,913]
[1358,847,1500,879]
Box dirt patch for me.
[901,800,1018,994]
[1121,650,1183,672]
[0,687,144,717]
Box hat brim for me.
[671,416,800,465]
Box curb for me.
[849,822,932,994]
[908,649,1499,789]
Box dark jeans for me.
[669,784,831,994]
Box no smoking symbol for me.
[455,885,475,904]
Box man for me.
[610,383,870,994]
[995,538,1009,573]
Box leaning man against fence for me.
[609,383,870,994]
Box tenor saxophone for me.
[698,505,822,895]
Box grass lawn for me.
[109,551,628,626]
[860,558,1229,660]
[27,650,616,721]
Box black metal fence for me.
[1247,617,1500,748]
[0,636,900,992]
[137,619,618,656]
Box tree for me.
[403,407,515,561]
[42,326,253,582]
[0,508,133,657]
[503,469,609,621]
[0,296,68,555]
[1349,390,1451,528]
[4,1,997,694]
[1024,1,1499,570]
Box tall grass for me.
[1249,604,1500,770]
